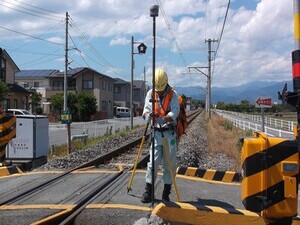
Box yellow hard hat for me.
[155,68,168,91]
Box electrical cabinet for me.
[6,115,49,159]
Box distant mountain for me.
[175,80,293,104]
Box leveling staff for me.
[141,68,180,203]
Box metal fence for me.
[215,110,294,139]
[49,116,146,147]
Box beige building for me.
[16,67,115,119]
[0,48,30,111]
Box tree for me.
[77,92,97,121]
[30,90,42,114]
[50,92,97,122]
[50,93,64,116]
[0,81,10,109]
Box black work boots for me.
[162,184,171,201]
[141,183,152,203]
[141,183,172,203]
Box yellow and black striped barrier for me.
[152,202,264,225]
[177,166,241,183]
[241,132,298,222]
[0,115,16,163]
[0,165,22,177]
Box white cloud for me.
[0,0,296,89]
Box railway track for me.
[0,109,202,225]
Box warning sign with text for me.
[255,97,272,108]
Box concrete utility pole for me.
[64,12,69,112]
[188,38,217,119]
[64,12,71,154]
[205,39,218,119]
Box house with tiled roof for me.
[15,65,147,119]
[15,69,60,114]
[16,67,115,119]
[48,67,115,118]
[0,48,30,111]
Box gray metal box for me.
[6,115,49,159]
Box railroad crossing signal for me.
[255,97,272,108]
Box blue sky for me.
[0,0,294,91]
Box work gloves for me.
[143,113,166,126]
[156,116,166,126]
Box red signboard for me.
[255,97,272,108]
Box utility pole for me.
[64,12,71,154]
[188,38,218,119]
[144,66,146,101]
[130,36,134,131]
[130,37,147,130]
[205,38,218,119]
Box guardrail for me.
[220,111,296,131]
[215,110,294,139]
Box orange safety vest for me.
[154,88,173,116]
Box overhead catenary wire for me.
[211,0,231,80]
[156,0,189,68]
[214,0,231,59]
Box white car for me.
[6,109,32,116]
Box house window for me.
[13,99,18,108]
[34,82,40,87]
[114,86,121,93]
[0,58,6,82]
[83,79,93,89]
[23,82,29,88]
[101,100,108,111]
[102,81,106,90]
[53,81,63,90]
[108,82,112,91]
[4,99,10,109]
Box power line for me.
[0,0,63,21]
[213,0,224,40]
[156,0,188,67]
[68,17,126,78]
[68,34,90,68]
[12,0,63,15]
[214,0,231,58]
[0,25,64,46]
[1,46,62,57]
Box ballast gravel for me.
[37,112,239,172]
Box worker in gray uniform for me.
[141,68,180,203]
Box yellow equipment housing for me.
[241,132,298,219]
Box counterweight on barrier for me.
[241,132,298,225]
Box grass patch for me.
[207,112,252,171]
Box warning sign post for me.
[255,97,272,132]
